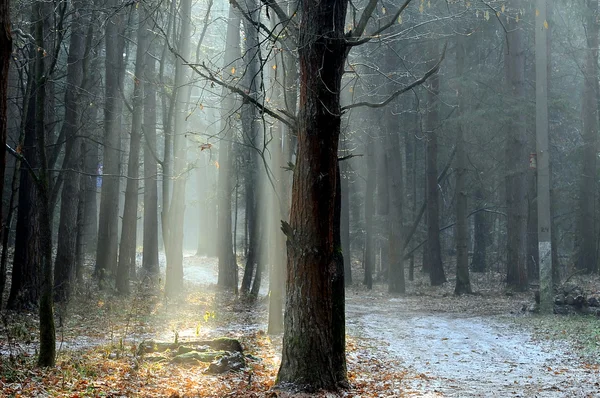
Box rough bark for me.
[0,0,10,255]
[275,0,348,390]
[470,187,487,272]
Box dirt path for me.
[346,296,600,397]
[179,255,600,396]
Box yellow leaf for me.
[349,87,353,93]
[516,14,520,23]
[419,4,424,13]
[214,161,220,169]
[501,4,505,13]
[427,0,430,8]
[543,20,549,29]
[272,64,277,70]
[230,67,236,75]
[466,1,470,7]
[535,9,540,16]
[484,10,489,20]
[199,103,204,110]
[382,7,386,14]
[397,14,402,24]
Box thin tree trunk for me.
[363,138,375,289]
[142,36,159,283]
[165,0,192,297]
[576,0,599,273]
[454,32,471,295]
[96,0,124,284]
[505,2,528,291]
[217,6,240,292]
[425,42,446,286]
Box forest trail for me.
[177,255,600,397]
[346,295,600,397]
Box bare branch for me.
[342,42,447,111]
[347,0,414,45]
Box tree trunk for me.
[117,7,149,294]
[165,0,192,297]
[363,138,375,289]
[454,32,471,295]
[217,6,240,292]
[341,152,352,285]
[96,0,124,284]
[471,187,487,272]
[0,0,10,259]
[276,0,348,390]
[54,0,86,302]
[387,126,405,294]
[576,0,599,273]
[505,4,528,291]
[425,42,446,286]
[142,36,159,283]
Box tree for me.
[504,2,529,291]
[54,0,87,302]
[454,31,471,295]
[216,5,240,292]
[0,0,10,248]
[576,0,599,273]
[96,0,125,284]
[425,40,446,287]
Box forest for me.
[1,0,600,396]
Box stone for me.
[205,351,246,374]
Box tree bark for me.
[0,0,10,259]
[363,138,375,289]
[276,0,348,390]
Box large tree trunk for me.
[117,7,148,294]
[54,0,87,302]
[576,0,599,273]
[216,6,240,292]
[95,0,124,284]
[505,4,528,291]
[276,0,348,390]
[425,42,446,287]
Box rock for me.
[171,350,227,364]
[573,295,587,308]
[553,305,571,315]
[205,351,246,374]
[554,295,565,305]
[565,295,575,305]
[588,297,600,307]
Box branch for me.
[260,0,292,27]
[190,61,296,129]
[342,42,447,111]
[347,0,414,45]
[5,144,40,183]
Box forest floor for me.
[1,253,599,397]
